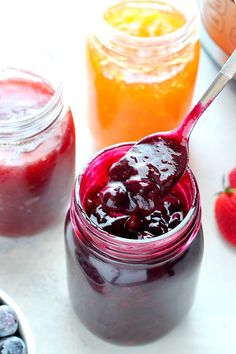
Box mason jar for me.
[87,0,200,150]
[65,143,203,345]
[0,47,76,236]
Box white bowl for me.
[0,289,36,354]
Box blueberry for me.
[0,336,26,354]
[125,215,142,232]
[0,305,18,337]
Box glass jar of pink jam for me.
[65,143,203,345]
[0,48,76,236]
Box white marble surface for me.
[0,1,236,353]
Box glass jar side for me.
[0,107,75,236]
[0,49,76,236]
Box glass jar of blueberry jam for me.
[65,143,203,345]
[0,47,75,236]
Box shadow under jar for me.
[87,0,200,150]
[0,48,76,236]
[65,143,204,345]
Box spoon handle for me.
[177,49,236,141]
[200,49,236,107]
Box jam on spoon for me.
[100,50,236,217]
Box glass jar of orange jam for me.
[87,0,200,150]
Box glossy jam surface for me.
[85,137,187,239]
[0,78,75,236]
[87,1,200,149]
[87,192,184,239]
[104,2,186,37]
[100,137,187,214]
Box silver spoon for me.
[101,50,236,215]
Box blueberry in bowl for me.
[0,289,36,354]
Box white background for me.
[0,1,236,353]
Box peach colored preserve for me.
[87,1,200,149]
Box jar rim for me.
[0,69,64,125]
[0,48,64,142]
[72,142,200,255]
[92,0,199,57]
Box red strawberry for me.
[229,168,236,189]
[215,187,236,247]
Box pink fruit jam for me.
[0,77,75,236]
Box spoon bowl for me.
[100,50,236,215]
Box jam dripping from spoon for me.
[100,50,236,216]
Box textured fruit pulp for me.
[0,78,75,236]
[87,1,200,150]
[87,192,185,239]
[85,138,188,239]
[82,142,188,239]
[99,136,188,218]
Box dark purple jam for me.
[85,190,185,240]
[65,144,203,345]
[84,137,187,239]
[99,136,188,216]
[65,216,203,345]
